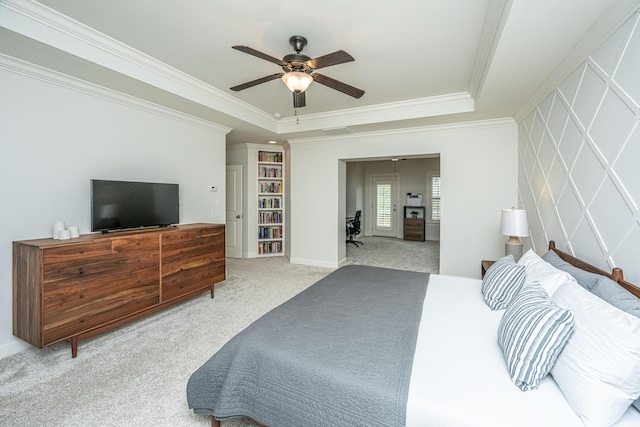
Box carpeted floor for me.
[0,237,438,427]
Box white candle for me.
[52,221,65,239]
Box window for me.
[430,174,441,221]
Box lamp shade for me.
[281,71,313,93]
[500,208,529,237]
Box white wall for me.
[518,11,640,285]
[346,162,365,217]
[288,120,518,277]
[0,56,229,358]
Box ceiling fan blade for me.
[232,45,287,66]
[293,91,306,108]
[230,74,283,91]
[306,50,354,70]
[313,74,364,98]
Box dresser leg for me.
[210,284,215,299]
[70,336,78,358]
[211,416,220,427]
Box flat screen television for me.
[91,179,179,232]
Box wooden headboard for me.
[549,241,640,299]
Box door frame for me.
[225,164,243,258]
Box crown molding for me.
[468,0,513,99]
[277,92,475,133]
[0,0,275,131]
[514,0,640,122]
[287,117,515,145]
[0,53,232,134]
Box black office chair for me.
[346,210,363,247]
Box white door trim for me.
[225,165,243,258]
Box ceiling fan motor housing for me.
[289,35,308,53]
[282,53,312,73]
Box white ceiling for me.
[0,0,633,144]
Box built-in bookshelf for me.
[257,150,284,256]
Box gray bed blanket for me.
[187,265,430,427]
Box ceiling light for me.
[273,112,282,119]
[281,72,313,93]
[268,140,277,144]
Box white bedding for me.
[406,274,640,426]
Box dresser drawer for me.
[112,235,159,253]
[162,226,223,247]
[43,241,112,263]
[162,259,224,301]
[43,271,159,344]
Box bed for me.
[187,242,640,427]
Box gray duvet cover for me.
[187,265,430,427]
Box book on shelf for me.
[259,166,282,178]
[258,197,281,209]
[258,181,282,193]
[258,151,283,163]
[258,240,282,254]
[258,211,283,224]
[258,225,283,239]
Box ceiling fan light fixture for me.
[281,71,313,93]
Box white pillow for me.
[551,281,640,426]
[498,282,575,391]
[517,249,577,296]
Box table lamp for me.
[500,208,529,261]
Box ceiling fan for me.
[230,35,365,108]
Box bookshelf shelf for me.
[257,150,284,256]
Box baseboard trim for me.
[0,338,31,360]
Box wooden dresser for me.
[13,223,225,357]
[404,218,425,241]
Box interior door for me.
[372,175,398,237]
[225,165,243,258]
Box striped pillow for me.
[498,283,575,391]
[481,255,526,310]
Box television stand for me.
[13,223,225,357]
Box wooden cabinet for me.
[13,223,224,357]
[403,205,425,241]
[404,218,425,241]
[161,227,225,301]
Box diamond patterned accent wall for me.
[518,12,640,284]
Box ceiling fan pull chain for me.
[294,109,300,125]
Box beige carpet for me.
[0,237,438,427]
